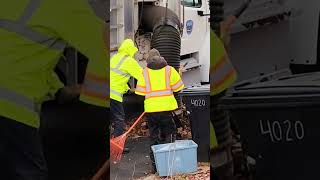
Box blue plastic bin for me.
[151,140,198,176]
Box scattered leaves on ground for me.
[122,114,192,140]
[135,163,210,180]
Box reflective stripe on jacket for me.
[211,30,237,96]
[81,72,109,107]
[110,39,143,102]
[135,66,184,112]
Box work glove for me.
[179,62,189,76]
[55,84,82,104]
[220,16,236,48]
[127,88,135,95]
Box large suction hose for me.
[142,6,182,70]
[152,26,181,69]
[141,5,183,117]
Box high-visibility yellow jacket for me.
[211,30,237,96]
[210,30,237,149]
[110,39,143,102]
[135,66,184,112]
[0,0,108,128]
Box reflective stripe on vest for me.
[0,0,64,115]
[146,90,173,98]
[19,0,40,24]
[143,69,151,92]
[0,86,37,113]
[143,66,173,99]
[0,0,67,50]
[171,79,183,90]
[110,89,122,98]
[165,66,171,89]
[135,85,146,93]
[211,54,236,91]
[111,56,130,77]
[82,73,108,100]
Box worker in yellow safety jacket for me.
[210,30,237,148]
[110,39,143,150]
[135,55,184,173]
[210,0,241,178]
[210,26,237,180]
[0,0,108,179]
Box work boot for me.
[151,163,157,174]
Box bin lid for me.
[221,72,320,108]
[233,72,320,96]
[179,84,210,96]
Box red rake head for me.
[110,135,127,162]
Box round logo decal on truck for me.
[186,20,193,35]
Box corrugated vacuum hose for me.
[151,25,181,70]
[141,5,182,70]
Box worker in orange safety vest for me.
[135,55,184,173]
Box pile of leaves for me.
[127,117,149,138]
[136,162,210,180]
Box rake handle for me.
[91,159,110,180]
[124,112,146,136]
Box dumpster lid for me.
[221,72,320,109]
[180,84,210,96]
[231,72,320,96]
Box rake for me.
[110,112,146,162]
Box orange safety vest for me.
[135,66,184,112]
[81,73,109,106]
[211,30,237,96]
[210,31,237,150]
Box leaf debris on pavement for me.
[123,114,192,139]
[135,163,210,180]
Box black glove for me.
[55,85,81,104]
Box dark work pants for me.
[0,116,48,180]
[110,99,125,137]
[146,111,177,171]
[211,92,235,180]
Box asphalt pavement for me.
[110,137,153,180]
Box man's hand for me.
[220,16,236,35]
[179,66,183,76]
[220,0,251,48]
[127,88,135,95]
[179,62,188,76]
[56,84,82,104]
[220,16,237,48]
[64,84,82,94]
